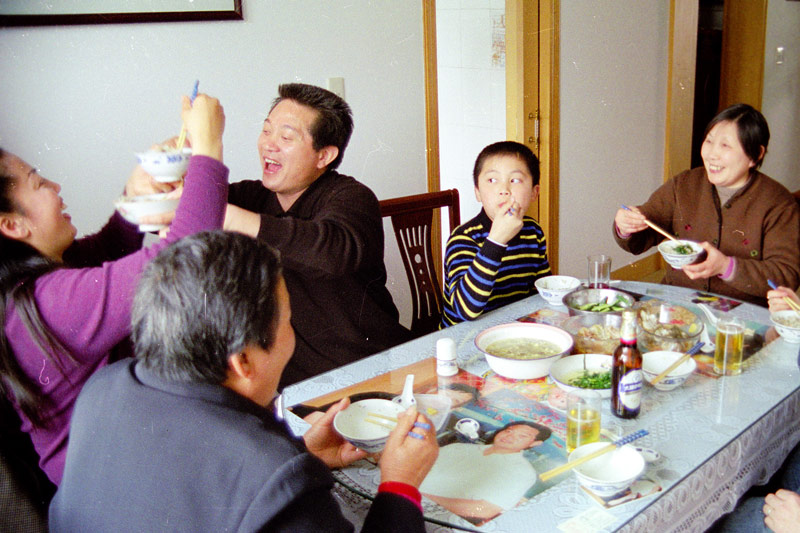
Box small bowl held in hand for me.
[333,399,404,453]
[642,350,697,391]
[136,147,192,183]
[771,310,800,343]
[570,442,645,497]
[657,239,706,268]
[535,275,582,306]
[115,193,179,232]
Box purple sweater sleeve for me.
[6,155,228,485]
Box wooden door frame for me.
[422,0,560,273]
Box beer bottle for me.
[611,308,642,419]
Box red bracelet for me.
[378,481,422,510]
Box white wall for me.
[761,0,800,193]
[557,2,670,278]
[0,0,428,325]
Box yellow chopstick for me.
[367,412,398,422]
[539,443,616,482]
[621,205,678,242]
[175,80,199,151]
[650,341,703,385]
[364,417,395,429]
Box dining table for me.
[281,281,800,532]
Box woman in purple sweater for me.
[0,93,228,485]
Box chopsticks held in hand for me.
[767,279,800,315]
[650,341,704,386]
[176,80,200,151]
[539,430,649,482]
[621,205,678,242]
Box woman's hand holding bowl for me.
[682,242,729,279]
[378,406,439,488]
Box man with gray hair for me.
[49,231,438,532]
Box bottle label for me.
[617,369,642,409]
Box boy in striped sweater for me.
[441,141,551,327]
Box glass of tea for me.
[587,254,612,289]
[714,316,745,376]
[566,391,601,454]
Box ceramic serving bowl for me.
[642,350,697,391]
[562,287,635,317]
[549,353,613,399]
[333,399,405,453]
[771,310,800,343]
[474,322,573,380]
[570,442,645,497]
[535,275,582,306]
[114,193,179,232]
[637,299,703,353]
[135,147,192,182]
[561,313,622,355]
[657,239,706,268]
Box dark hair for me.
[473,141,540,188]
[487,420,551,447]
[270,83,354,170]
[704,103,770,170]
[0,148,73,428]
[442,382,480,404]
[132,231,283,384]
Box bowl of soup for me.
[474,322,573,380]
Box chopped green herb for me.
[568,370,612,389]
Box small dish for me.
[114,192,179,232]
[549,353,613,399]
[658,240,706,268]
[771,310,800,343]
[535,275,582,306]
[642,350,697,391]
[136,147,192,183]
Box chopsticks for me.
[767,279,800,315]
[176,80,200,151]
[363,412,432,433]
[539,430,649,482]
[621,205,678,242]
[650,341,704,386]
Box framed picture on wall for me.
[0,0,243,26]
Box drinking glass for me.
[588,254,612,289]
[714,316,745,376]
[566,391,601,453]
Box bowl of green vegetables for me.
[549,353,613,399]
[563,287,635,317]
[657,239,705,268]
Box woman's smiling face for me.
[700,120,757,189]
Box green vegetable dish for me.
[577,296,630,313]
[672,243,694,255]
[567,370,612,389]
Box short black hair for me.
[132,231,283,384]
[704,103,770,170]
[271,83,354,170]
[472,141,540,188]
[487,420,551,447]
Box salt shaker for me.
[436,337,458,376]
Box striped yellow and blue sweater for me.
[441,209,550,327]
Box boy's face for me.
[474,154,539,221]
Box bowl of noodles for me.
[475,323,573,380]
[636,299,703,353]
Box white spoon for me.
[393,374,417,409]
[696,304,718,353]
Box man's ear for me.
[316,146,339,170]
[531,184,540,203]
[474,187,482,204]
[0,214,29,241]
[227,352,253,380]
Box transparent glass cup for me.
[714,316,745,376]
[588,254,612,289]
[566,391,602,454]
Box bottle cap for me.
[436,338,457,360]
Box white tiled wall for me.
[437,0,507,232]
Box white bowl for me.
[562,314,622,355]
[114,193,179,232]
[475,323,573,380]
[549,353,613,398]
[657,239,705,268]
[642,350,697,391]
[136,147,192,183]
[333,399,405,453]
[771,310,800,343]
[535,275,582,306]
[570,442,645,497]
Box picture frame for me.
[0,0,243,26]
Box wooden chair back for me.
[380,189,460,337]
